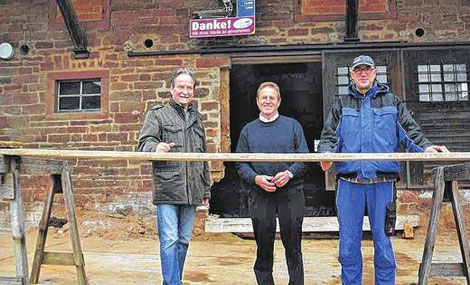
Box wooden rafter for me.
[56,0,89,59]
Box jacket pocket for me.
[340,108,360,153]
[373,107,398,148]
[162,124,183,149]
[192,126,206,152]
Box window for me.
[57,80,101,112]
[46,70,109,119]
[417,63,469,102]
[336,65,389,96]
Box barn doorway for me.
[210,62,336,218]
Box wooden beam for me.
[205,215,420,233]
[345,0,359,41]
[56,0,89,59]
[1,148,470,162]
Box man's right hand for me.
[254,175,276,192]
[155,142,175,153]
[320,161,333,171]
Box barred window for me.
[56,79,101,112]
[336,65,389,96]
[417,63,469,102]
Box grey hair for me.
[256,82,281,99]
[170,68,197,88]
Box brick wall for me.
[1,0,470,228]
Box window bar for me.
[427,61,433,102]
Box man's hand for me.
[156,142,175,153]
[254,175,276,192]
[271,171,291,188]
[425,145,450,153]
[320,161,333,171]
[202,198,209,207]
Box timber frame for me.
[56,0,89,59]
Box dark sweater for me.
[235,115,309,188]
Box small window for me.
[335,65,389,96]
[56,79,101,112]
[417,63,469,102]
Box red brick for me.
[196,57,230,69]
[114,113,139,124]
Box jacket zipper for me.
[183,112,191,204]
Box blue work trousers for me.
[336,179,397,285]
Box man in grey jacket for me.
[138,68,210,285]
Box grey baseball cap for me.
[351,55,376,69]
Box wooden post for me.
[62,161,87,284]
[9,156,29,284]
[418,163,470,284]
[30,174,61,284]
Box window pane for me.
[443,64,454,72]
[337,76,349,85]
[419,84,429,93]
[418,73,429,82]
[431,84,442,92]
[444,72,455,82]
[420,94,430,101]
[418,65,428,72]
[376,66,387,73]
[338,86,348,95]
[337,67,349,75]
[59,82,80,95]
[82,96,101,109]
[59,97,80,110]
[376,74,387,83]
[82,80,101,94]
[460,83,468,100]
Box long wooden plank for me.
[443,162,470,181]
[1,148,470,162]
[42,252,76,266]
[0,156,63,175]
[205,215,420,233]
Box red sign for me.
[189,16,255,38]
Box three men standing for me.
[318,55,449,284]
[138,68,210,285]
[236,82,309,285]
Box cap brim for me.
[352,62,375,69]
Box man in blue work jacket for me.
[318,55,449,285]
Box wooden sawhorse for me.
[418,162,470,284]
[0,155,86,284]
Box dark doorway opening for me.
[210,62,336,218]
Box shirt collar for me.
[259,112,279,123]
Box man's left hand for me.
[271,171,291,188]
[425,145,450,153]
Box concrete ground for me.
[0,229,467,285]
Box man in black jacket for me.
[138,68,210,285]
[318,55,448,285]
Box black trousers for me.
[249,187,305,285]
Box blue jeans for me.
[336,180,397,285]
[156,204,196,285]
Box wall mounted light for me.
[0,42,15,60]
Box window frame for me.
[416,62,469,103]
[46,70,109,120]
